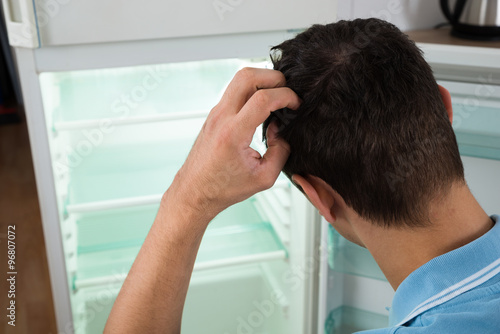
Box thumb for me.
[260,122,290,182]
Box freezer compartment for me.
[72,262,291,334]
[324,306,388,334]
[328,225,385,281]
[438,80,500,161]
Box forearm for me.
[104,186,213,333]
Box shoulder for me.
[359,264,500,334]
[358,278,500,334]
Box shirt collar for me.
[389,215,500,326]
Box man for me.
[105,19,500,333]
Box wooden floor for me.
[0,116,57,333]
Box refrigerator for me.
[4,0,500,332]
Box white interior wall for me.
[337,0,448,31]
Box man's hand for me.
[105,68,300,334]
[168,67,301,219]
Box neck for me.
[355,182,494,290]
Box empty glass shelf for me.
[39,58,254,125]
[60,117,281,213]
[62,120,201,211]
[324,306,388,334]
[328,225,386,281]
[438,79,500,161]
[72,263,287,334]
[453,104,500,160]
[75,204,159,254]
[72,198,287,290]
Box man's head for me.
[263,18,464,230]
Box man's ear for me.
[438,85,453,124]
[292,174,336,224]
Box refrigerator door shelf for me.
[324,306,389,334]
[318,218,394,333]
[328,225,386,282]
[436,80,500,161]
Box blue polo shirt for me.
[360,215,500,334]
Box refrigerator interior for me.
[320,68,500,334]
[39,57,318,334]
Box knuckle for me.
[205,106,230,132]
[204,111,219,133]
[235,67,255,83]
[207,108,222,123]
[252,89,270,107]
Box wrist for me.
[170,166,226,215]
[156,176,217,238]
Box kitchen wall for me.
[337,0,449,31]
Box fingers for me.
[259,122,291,188]
[235,86,301,138]
[219,68,287,113]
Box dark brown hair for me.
[263,18,464,227]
